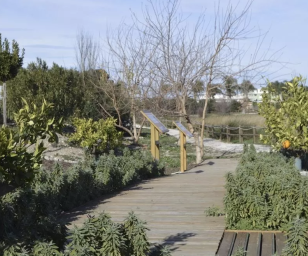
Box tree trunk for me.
[181,101,202,164]
[3,82,7,126]
[132,109,137,143]
[199,93,209,158]
[194,132,202,164]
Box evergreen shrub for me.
[0,149,165,251]
[1,212,170,256]
[224,145,307,230]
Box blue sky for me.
[1,0,307,82]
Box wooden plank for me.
[246,232,259,256]
[261,233,273,256]
[231,232,248,255]
[275,233,286,256]
[62,159,239,256]
[216,232,236,256]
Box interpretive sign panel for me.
[141,110,169,133]
[174,121,193,138]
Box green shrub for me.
[0,149,165,250]
[69,117,123,155]
[204,206,225,217]
[1,212,164,256]
[0,99,62,186]
[224,145,306,230]
[282,217,308,256]
[259,76,308,153]
[124,211,150,255]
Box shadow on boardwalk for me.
[61,159,238,256]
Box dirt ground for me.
[39,130,246,173]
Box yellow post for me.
[140,110,168,160]
[150,124,160,160]
[154,127,160,160]
[151,124,155,159]
[180,131,187,172]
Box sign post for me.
[173,121,193,172]
[140,110,169,160]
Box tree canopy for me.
[0,34,24,82]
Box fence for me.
[152,118,266,144]
[195,124,266,144]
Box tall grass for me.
[192,114,265,127]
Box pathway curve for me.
[62,158,238,256]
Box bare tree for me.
[135,0,280,163]
[75,31,136,139]
[76,30,99,86]
[105,23,157,143]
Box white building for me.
[211,88,264,103]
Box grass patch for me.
[138,129,197,173]
[191,113,265,127]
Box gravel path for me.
[165,127,271,153]
[38,126,271,164]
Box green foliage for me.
[240,79,255,99]
[0,34,24,82]
[66,212,126,255]
[32,242,62,256]
[69,117,123,154]
[282,218,308,256]
[149,245,172,256]
[0,149,165,251]
[0,99,62,186]
[230,100,242,112]
[204,206,225,217]
[124,211,150,255]
[2,212,157,256]
[224,145,308,230]
[259,76,308,153]
[232,247,246,256]
[6,59,86,121]
[223,75,238,98]
[3,244,30,256]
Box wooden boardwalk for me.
[63,158,238,256]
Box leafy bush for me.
[0,99,62,186]
[282,217,308,256]
[0,149,165,250]
[224,145,307,230]
[259,76,308,153]
[204,206,224,217]
[1,212,164,256]
[69,117,123,155]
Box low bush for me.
[224,145,307,230]
[0,212,171,256]
[0,99,62,187]
[69,117,123,155]
[0,148,165,251]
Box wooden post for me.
[253,126,256,144]
[150,124,155,158]
[219,126,223,141]
[140,110,168,160]
[150,124,160,160]
[173,121,193,173]
[239,125,243,143]
[2,82,7,126]
[227,125,230,143]
[211,125,214,137]
[154,126,160,160]
[180,132,187,172]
